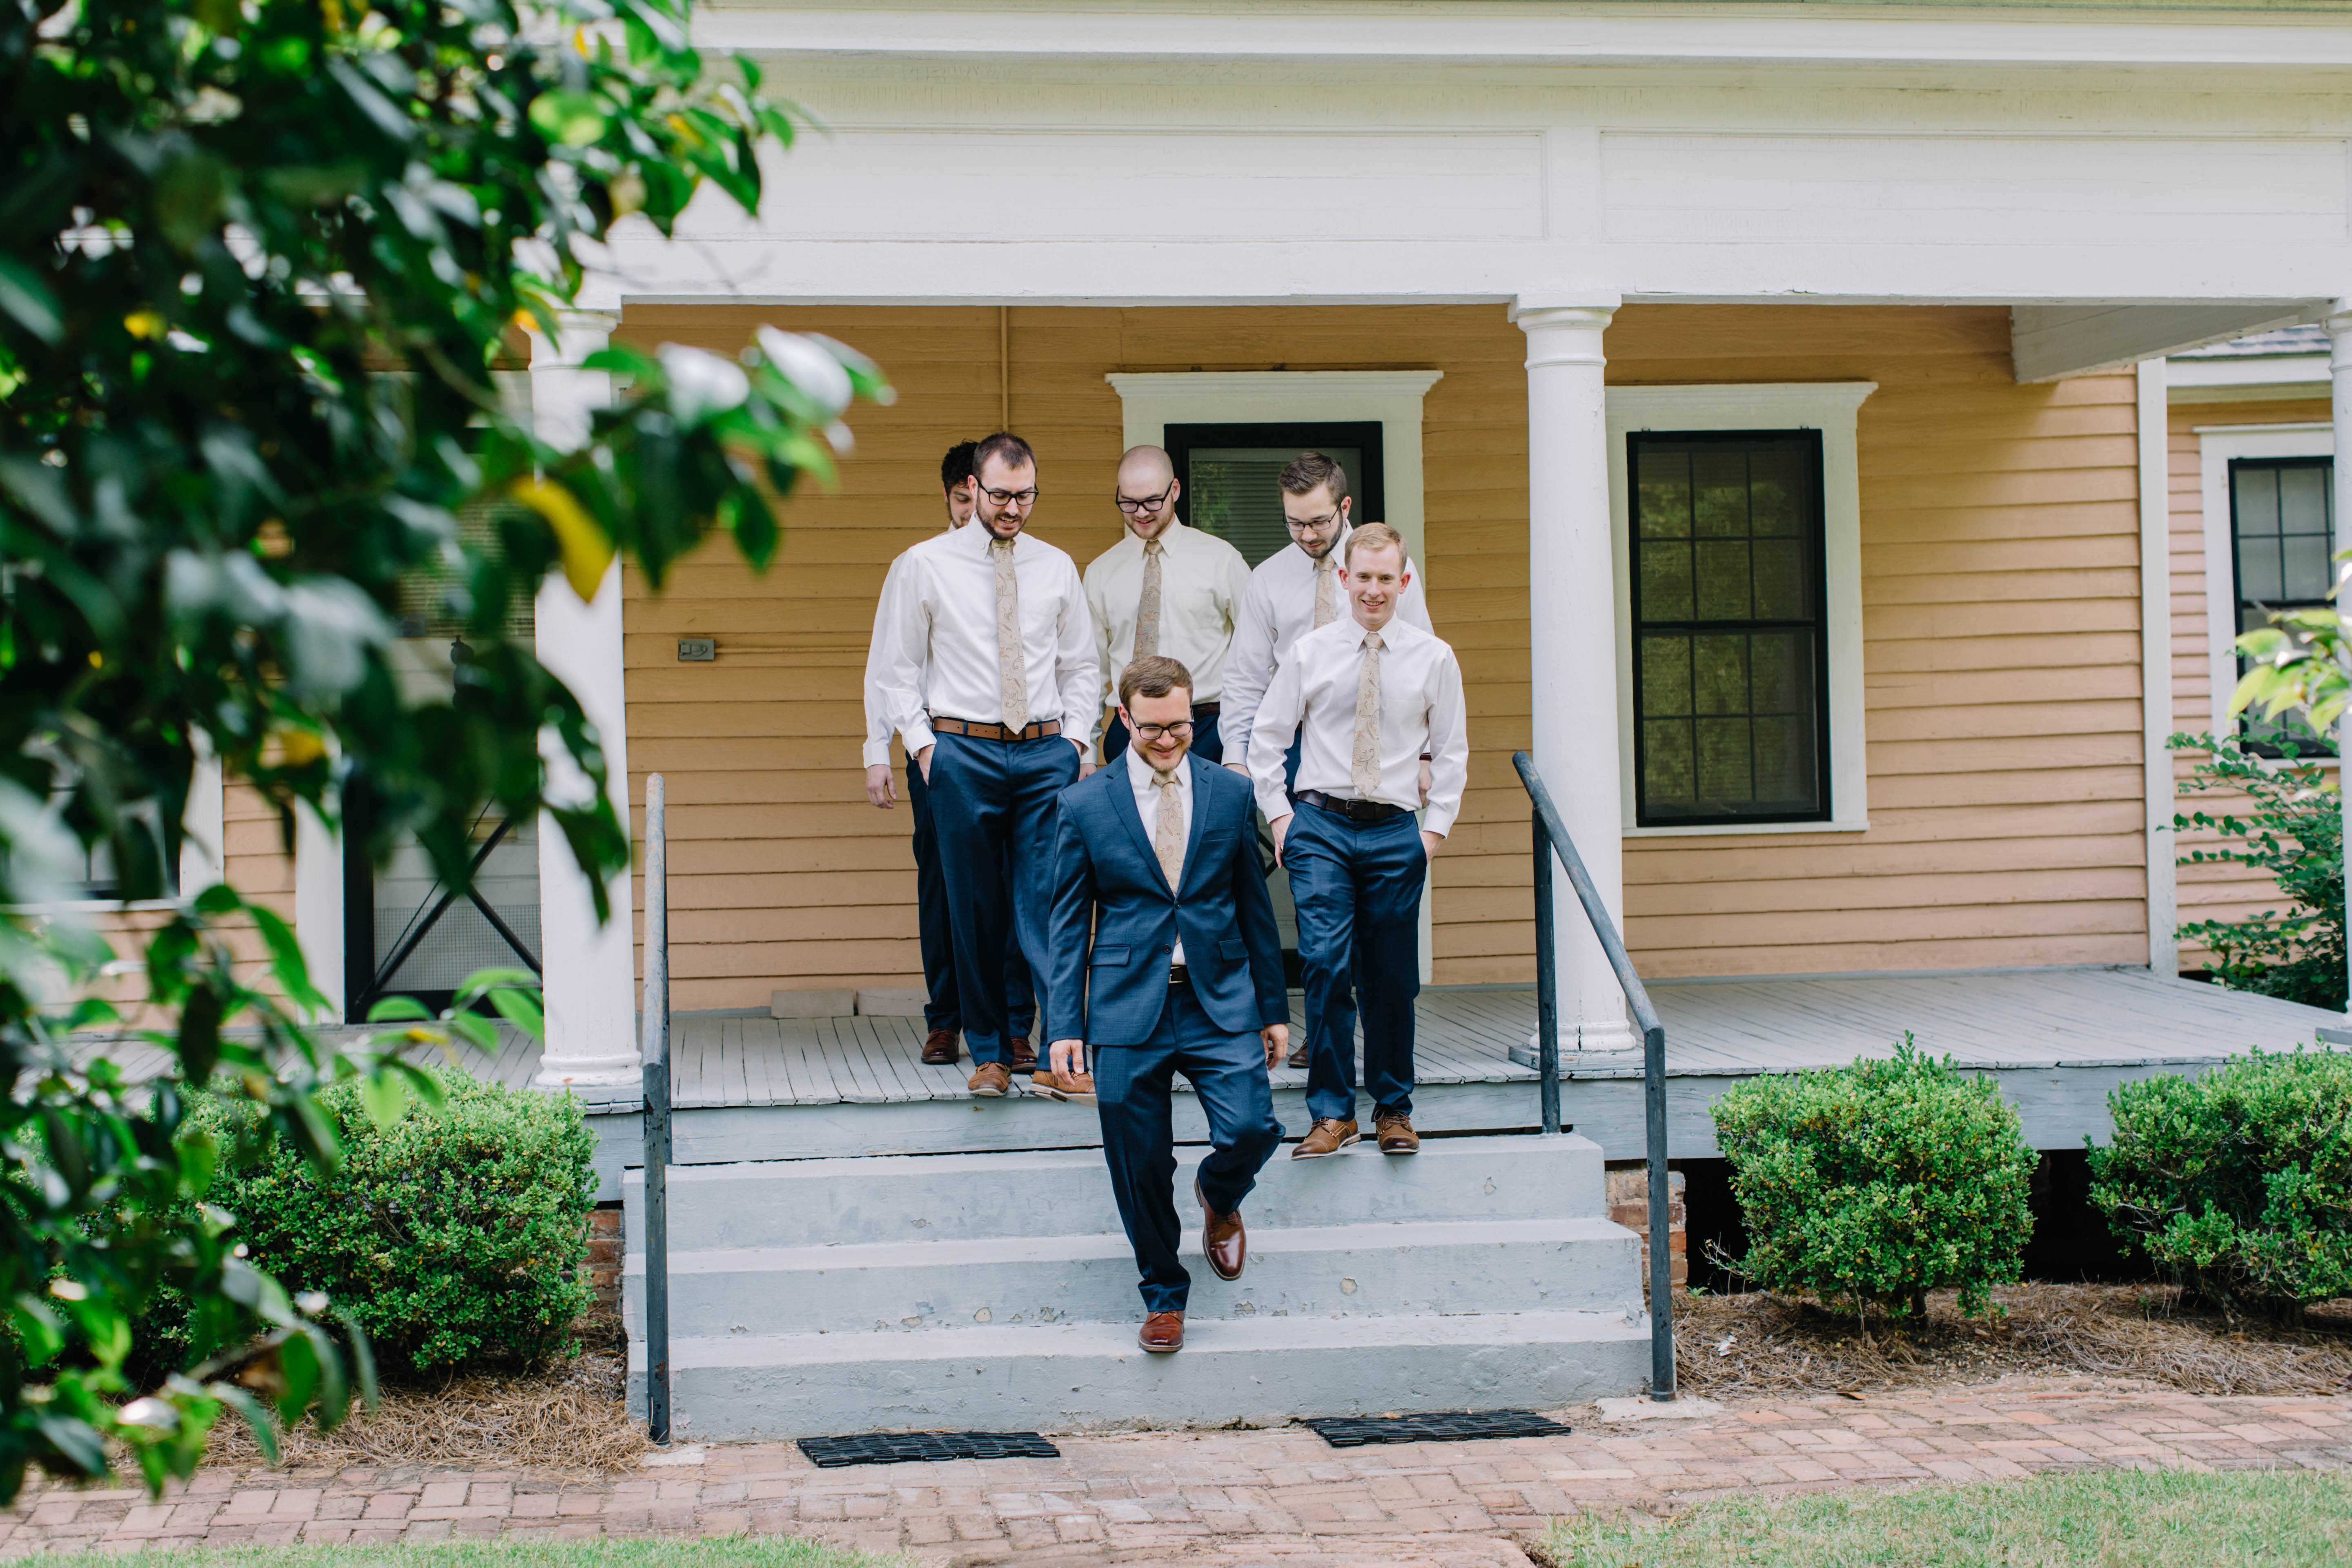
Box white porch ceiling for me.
[2010,302,2328,383]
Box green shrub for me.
[2090,1048,2352,1317]
[2171,731,2345,1009]
[1711,1036,2035,1321]
[155,1072,597,1377]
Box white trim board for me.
[2137,360,2175,976]
[1604,382,1876,839]
[2195,421,2335,760]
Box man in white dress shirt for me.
[861,441,1037,1068]
[1249,525,1468,1160]
[872,433,1100,1096]
[1082,446,1254,766]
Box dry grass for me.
[1675,1281,2352,1401]
[202,1348,650,1475]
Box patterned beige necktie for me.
[1152,771,1184,891]
[992,537,1028,731]
[1134,538,1164,658]
[1351,630,1385,797]
[1312,555,1337,628]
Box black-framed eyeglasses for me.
[981,486,1039,507]
[1130,720,1195,740]
[1115,483,1175,515]
[1286,510,1343,533]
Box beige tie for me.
[1134,538,1164,658]
[1313,556,1337,628]
[992,537,1028,731]
[1351,631,1384,798]
[1152,771,1184,891]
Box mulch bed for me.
[1675,1282,2352,1401]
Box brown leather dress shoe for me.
[1291,1117,1360,1158]
[1029,1067,1097,1105]
[922,1028,960,1066]
[1196,1177,1245,1281]
[968,1062,1012,1097]
[1139,1311,1185,1352]
[1375,1112,1420,1154]
[1009,1036,1037,1071]
[1285,1040,1310,1069]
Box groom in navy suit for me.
[1044,655,1290,1354]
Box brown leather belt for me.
[931,716,1065,742]
[1168,963,1191,987]
[1301,789,1412,824]
[1189,702,1221,717]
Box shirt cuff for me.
[900,721,937,757]
[862,740,894,770]
[1423,802,1460,837]
[1254,783,1292,822]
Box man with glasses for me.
[872,432,1098,1097]
[1082,445,1253,767]
[861,440,1039,1068]
[1042,655,1289,1353]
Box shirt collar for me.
[1125,521,1184,556]
[1348,615,1408,649]
[962,522,1020,555]
[1125,744,1188,791]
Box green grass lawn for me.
[1540,1468,2352,1568]
[22,1541,905,1568]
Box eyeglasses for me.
[980,486,1039,507]
[1115,483,1175,515]
[1130,720,1194,740]
[1286,511,1343,533]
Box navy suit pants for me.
[923,731,1078,1061]
[905,759,1034,1039]
[1101,709,1223,768]
[1094,984,1285,1314]
[1286,804,1425,1125]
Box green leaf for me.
[365,995,433,1023]
[446,1011,499,1052]
[357,1069,410,1131]
[530,91,611,147]
[213,1386,280,1467]
[0,258,62,345]
[35,1415,109,1478]
[486,987,545,1039]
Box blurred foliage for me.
[0,0,883,1499]
[2171,731,2344,1010]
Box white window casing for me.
[1606,382,1876,838]
[2194,421,2335,766]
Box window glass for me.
[1630,432,1829,825]
[1186,446,1364,568]
[2230,457,2336,757]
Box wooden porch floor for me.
[464,965,2341,1189]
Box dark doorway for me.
[1164,421,1387,565]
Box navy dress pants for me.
[1285,804,1426,1125]
[1101,709,1223,767]
[924,731,1079,1062]
[905,759,1034,1039]
[1094,984,1285,1314]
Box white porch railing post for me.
[1513,295,1635,1053]
[2328,302,2352,1016]
[528,311,642,1090]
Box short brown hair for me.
[1118,654,1195,710]
[972,431,1036,480]
[1343,522,1405,569]
[1277,450,1349,503]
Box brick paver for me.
[0,1390,2344,1564]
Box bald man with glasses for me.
[1082,446,1254,769]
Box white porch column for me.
[528,312,640,1089]
[1513,295,1635,1052]
[2328,302,2352,1014]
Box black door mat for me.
[797,1431,1061,1468]
[1301,1410,1569,1447]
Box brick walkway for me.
[4,1389,2348,1564]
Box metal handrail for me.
[641,774,674,1441]
[1511,751,1675,1401]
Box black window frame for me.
[2226,453,2336,760]
[1628,428,1834,829]
[1163,421,1385,565]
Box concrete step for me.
[622,1132,1606,1254]
[630,1309,1652,1439]
[624,1216,1643,1335]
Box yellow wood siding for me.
[619,303,2156,1008]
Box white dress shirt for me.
[871,522,1099,757]
[1247,615,1469,837]
[1125,746,1193,963]
[861,547,924,769]
[1221,527,1432,771]
[1083,521,1254,749]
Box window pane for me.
[2230,457,2337,761]
[1189,446,1361,568]
[1752,714,1817,806]
[1640,542,1694,621]
[1693,634,1748,716]
[1752,538,1807,620]
[1696,717,1753,803]
[1641,635,1692,717]
[1637,448,1692,539]
[2239,536,2283,604]
[2284,534,2333,601]
[1693,450,1749,537]
[1644,719,1694,806]
[1750,630,1810,715]
[2279,464,2330,536]
[1748,447,1806,537]
[1695,540,1752,620]
[2234,466,2280,536]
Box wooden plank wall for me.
[618,301,2160,1007]
[2166,396,2334,964]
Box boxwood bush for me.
[151,1071,598,1377]
[1711,1036,2036,1321]
[2090,1048,2352,1317]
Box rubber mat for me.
[797,1431,1062,1467]
[1300,1410,1569,1446]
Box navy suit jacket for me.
[1046,754,1288,1045]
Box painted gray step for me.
[624,1216,1642,1335]
[622,1132,1606,1254]
[629,1309,1651,1439]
